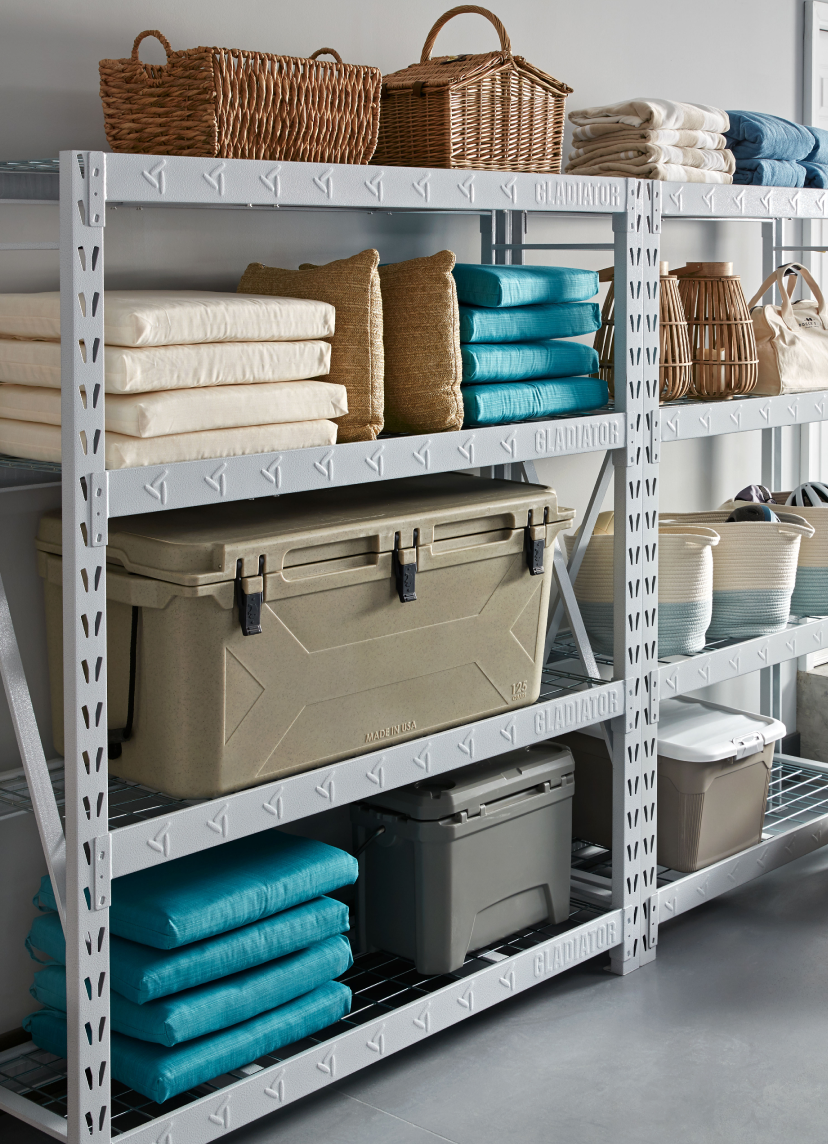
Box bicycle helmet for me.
[786,483,828,507]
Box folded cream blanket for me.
[567,144,735,174]
[0,339,332,392]
[0,418,338,470]
[569,99,730,133]
[0,291,336,346]
[0,380,348,438]
[571,125,728,149]
[564,161,733,183]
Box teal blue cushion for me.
[24,981,351,1104]
[459,301,600,343]
[462,378,608,427]
[452,265,598,308]
[30,934,352,1047]
[27,896,349,1004]
[461,341,598,383]
[34,831,358,950]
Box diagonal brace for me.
[0,574,66,926]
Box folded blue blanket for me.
[459,301,600,343]
[452,264,598,308]
[31,935,352,1047]
[801,161,828,188]
[461,341,598,383]
[34,831,358,950]
[725,111,814,160]
[462,377,608,428]
[27,897,349,1004]
[806,125,828,163]
[733,159,805,187]
[24,981,351,1104]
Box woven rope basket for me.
[594,262,692,403]
[674,263,759,400]
[373,6,572,172]
[99,31,382,162]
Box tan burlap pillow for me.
[238,249,383,442]
[378,251,463,434]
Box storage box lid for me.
[36,473,573,587]
[362,742,574,821]
[580,696,784,762]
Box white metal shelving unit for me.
[0,154,828,1144]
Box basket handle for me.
[131,30,173,65]
[748,261,828,327]
[309,47,344,63]
[420,6,511,63]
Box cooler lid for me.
[36,473,573,587]
[363,742,574,820]
[579,696,784,762]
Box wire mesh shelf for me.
[0,901,606,1136]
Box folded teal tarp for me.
[27,896,349,1004]
[34,830,358,950]
[462,377,608,427]
[459,301,600,343]
[24,981,351,1104]
[461,341,598,383]
[452,264,598,308]
[31,935,352,1047]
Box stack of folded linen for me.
[725,111,815,186]
[0,291,347,469]
[565,99,734,183]
[801,125,828,187]
[24,831,357,1104]
[452,264,607,428]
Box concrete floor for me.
[5,844,828,1144]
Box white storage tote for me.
[719,493,828,618]
[564,512,719,656]
[661,510,813,639]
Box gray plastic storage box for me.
[36,474,573,799]
[352,742,575,974]
[559,697,784,872]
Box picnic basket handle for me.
[309,48,344,64]
[130,30,173,86]
[420,6,511,63]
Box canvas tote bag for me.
[748,262,828,394]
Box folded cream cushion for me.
[0,381,347,438]
[0,292,336,346]
[0,419,338,470]
[0,339,332,392]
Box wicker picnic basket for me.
[372,6,572,172]
[595,262,692,403]
[99,31,382,162]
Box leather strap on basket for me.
[309,48,344,63]
[748,261,828,329]
[420,5,511,63]
[130,30,173,86]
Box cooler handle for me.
[732,731,765,760]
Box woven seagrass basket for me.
[674,262,758,400]
[373,6,572,172]
[99,31,382,162]
[595,262,692,403]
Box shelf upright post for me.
[60,150,112,1144]
[609,180,652,975]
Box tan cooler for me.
[559,697,784,872]
[37,474,574,798]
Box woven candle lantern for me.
[673,262,758,400]
[594,262,692,403]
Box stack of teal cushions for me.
[452,264,608,428]
[24,831,358,1104]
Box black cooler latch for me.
[524,509,549,576]
[235,556,265,636]
[393,530,417,602]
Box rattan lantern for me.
[674,262,758,400]
[594,262,692,403]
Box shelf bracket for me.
[83,151,106,228]
[646,893,659,949]
[0,574,66,927]
[87,471,108,547]
[92,832,112,911]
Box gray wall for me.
[0,0,815,1031]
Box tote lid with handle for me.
[579,696,784,763]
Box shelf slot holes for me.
[80,476,88,502]
[85,1113,94,1136]
[99,1105,107,1131]
[95,656,102,681]
[79,385,87,410]
[95,746,103,771]
[82,750,90,774]
[96,791,104,817]
[84,1022,92,1045]
[81,660,89,684]
[80,429,88,456]
[78,340,87,364]
[98,1061,106,1087]
[83,840,91,865]
[92,246,100,271]
[84,977,92,1000]
[76,199,85,226]
[78,292,86,318]
[93,429,101,454]
[80,522,88,547]
[85,1067,93,1092]
[97,971,106,997]
[83,796,91,820]
[95,701,102,727]
[84,930,92,954]
[98,1016,106,1041]
[97,927,105,953]
[81,705,90,729]
[77,246,86,271]
[92,337,100,363]
[94,612,102,637]
[92,292,100,317]
[81,614,89,638]
[94,567,102,591]
[93,383,100,408]
[81,569,89,592]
